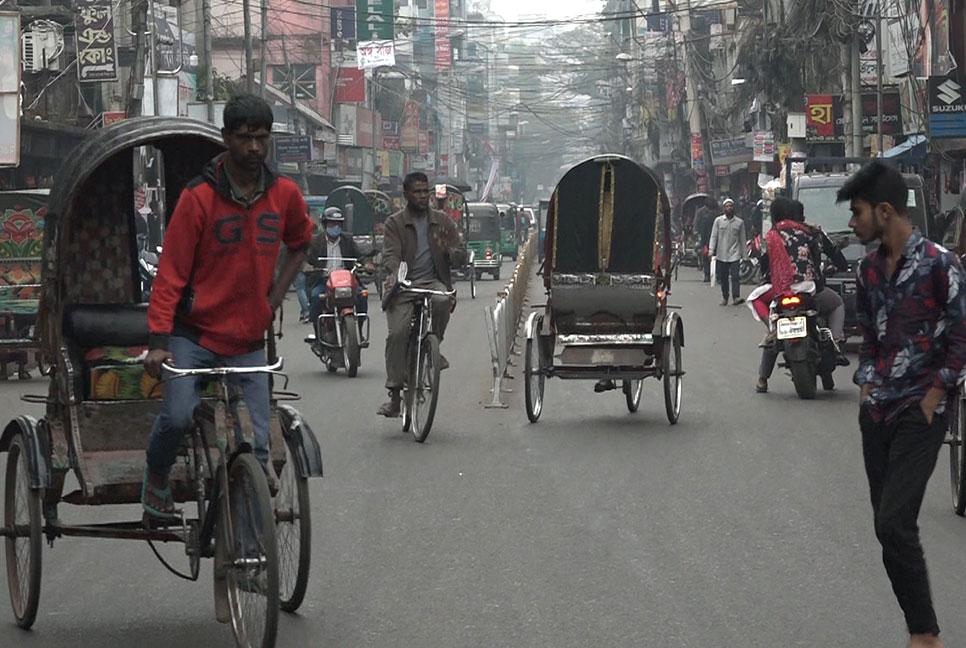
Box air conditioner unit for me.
[22,23,64,73]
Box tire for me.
[342,315,360,378]
[524,337,544,423]
[739,259,757,285]
[493,268,501,281]
[663,332,683,424]
[276,444,311,612]
[411,335,442,443]
[475,271,483,281]
[789,360,817,400]
[3,433,42,629]
[951,395,966,516]
[623,379,643,413]
[220,453,279,648]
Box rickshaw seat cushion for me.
[65,304,149,349]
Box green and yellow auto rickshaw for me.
[467,202,502,281]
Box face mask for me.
[326,225,341,237]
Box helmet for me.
[322,207,345,223]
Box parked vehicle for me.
[739,233,762,285]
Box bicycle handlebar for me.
[398,283,456,298]
[160,358,285,377]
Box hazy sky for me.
[488,0,604,20]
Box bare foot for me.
[907,634,943,648]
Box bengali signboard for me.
[75,0,118,82]
[274,135,312,164]
[356,0,393,41]
[357,40,395,70]
[753,130,775,162]
[709,136,752,166]
[435,0,450,71]
[102,111,125,127]
[383,135,400,150]
[418,130,430,156]
[330,6,356,40]
[806,93,904,141]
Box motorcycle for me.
[772,291,842,399]
[739,234,762,285]
[303,252,374,377]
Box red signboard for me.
[102,111,126,127]
[334,67,366,103]
[383,135,400,150]
[806,94,837,139]
[435,0,450,71]
[418,130,430,156]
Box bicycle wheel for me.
[951,395,966,516]
[3,433,42,629]
[275,445,311,612]
[220,454,279,648]
[411,334,441,442]
[623,379,643,413]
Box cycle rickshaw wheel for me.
[623,379,642,413]
[951,396,966,516]
[663,333,683,425]
[3,433,42,629]
[524,335,544,423]
[221,454,280,648]
[276,444,311,612]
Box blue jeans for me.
[146,336,270,475]
[295,272,310,317]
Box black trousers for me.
[859,404,946,636]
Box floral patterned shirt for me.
[855,230,966,423]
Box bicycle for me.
[161,360,285,647]
[384,262,456,442]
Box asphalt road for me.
[0,260,964,647]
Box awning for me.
[257,79,335,133]
[883,135,927,163]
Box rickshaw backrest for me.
[64,304,148,349]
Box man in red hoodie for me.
[141,94,313,519]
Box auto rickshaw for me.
[523,155,684,425]
[498,203,521,261]
[467,203,503,281]
[0,118,322,645]
[435,184,476,299]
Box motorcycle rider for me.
[306,206,369,322]
[377,171,466,418]
[754,197,848,393]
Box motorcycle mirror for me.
[397,262,409,282]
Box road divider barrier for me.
[484,232,538,408]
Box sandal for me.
[141,468,179,520]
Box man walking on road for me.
[709,198,747,305]
[377,172,466,418]
[843,160,966,648]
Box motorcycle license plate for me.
[776,316,807,340]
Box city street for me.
[0,260,964,647]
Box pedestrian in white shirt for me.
[709,198,748,305]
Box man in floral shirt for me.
[842,160,966,648]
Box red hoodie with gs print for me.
[148,155,312,356]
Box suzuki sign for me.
[929,75,966,138]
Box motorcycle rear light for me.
[780,296,801,306]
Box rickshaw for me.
[325,185,376,253]
[523,155,684,425]
[679,193,717,268]
[363,189,393,299]
[537,199,550,264]
[498,204,521,261]
[467,203,503,281]
[434,184,476,299]
[0,118,322,645]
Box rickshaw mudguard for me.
[0,415,51,489]
[276,404,323,478]
[524,311,542,340]
[662,311,684,346]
